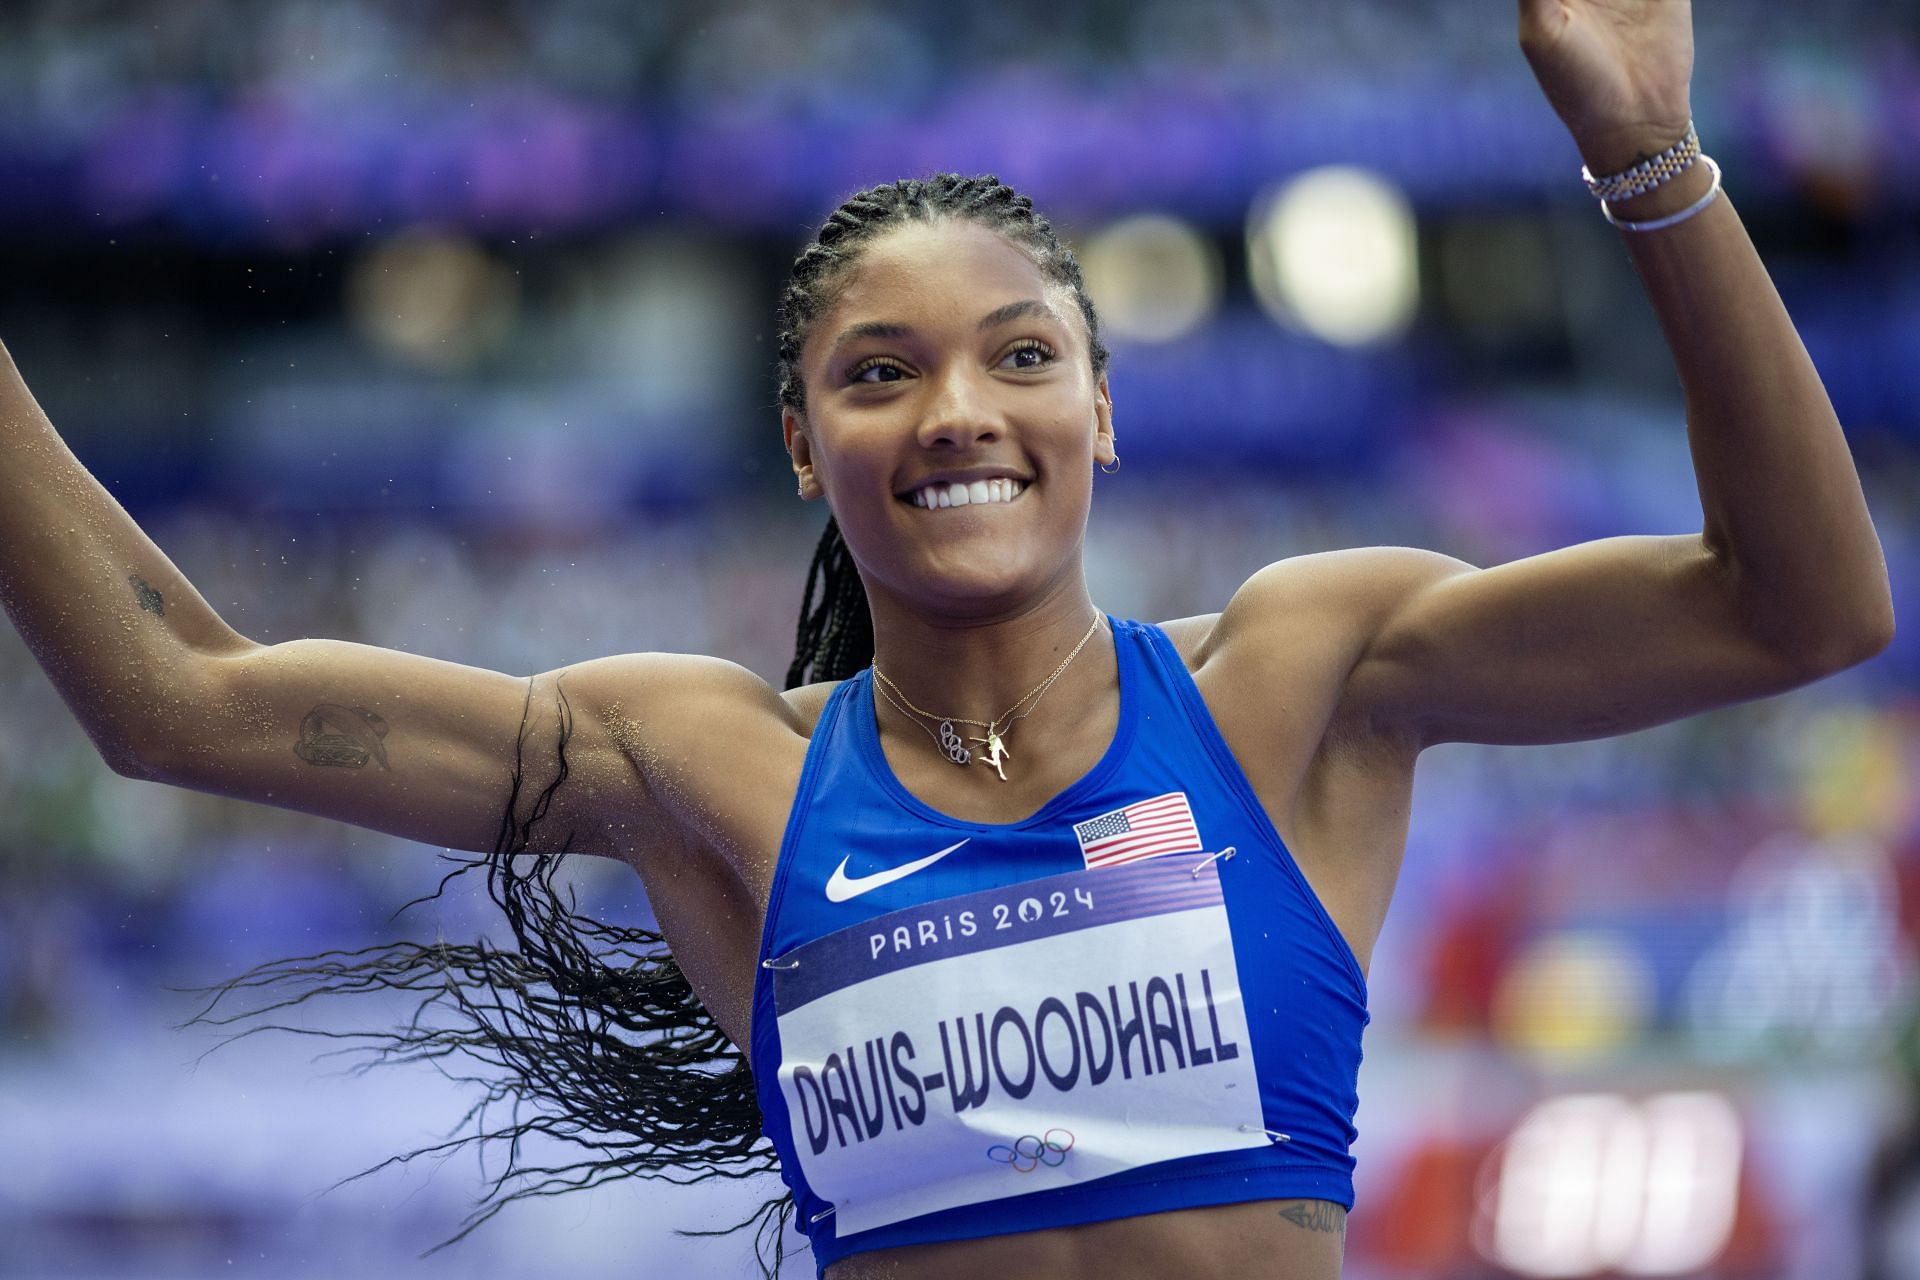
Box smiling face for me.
[785,219,1115,619]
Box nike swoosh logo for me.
[825,839,970,904]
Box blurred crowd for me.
[3,0,1919,242]
[0,0,1909,103]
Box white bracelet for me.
[1601,155,1724,233]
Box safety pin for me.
[810,1205,837,1224]
[1237,1123,1291,1143]
[1190,846,1238,877]
[761,955,800,971]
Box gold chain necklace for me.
[871,612,1105,782]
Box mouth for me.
[898,478,1030,510]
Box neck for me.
[865,580,1110,727]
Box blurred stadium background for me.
[1,2,1917,1277]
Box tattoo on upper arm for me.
[128,574,165,616]
[294,703,391,769]
[1277,1201,1346,1237]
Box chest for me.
[746,671,1374,1251]
[633,630,1400,1050]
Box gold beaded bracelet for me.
[1582,122,1701,203]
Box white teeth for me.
[909,478,1026,509]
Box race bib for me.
[768,852,1266,1235]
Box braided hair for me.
[783,173,1110,689]
[178,175,1108,1278]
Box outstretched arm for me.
[1231,0,1893,750]
[0,339,248,771]
[0,338,768,856]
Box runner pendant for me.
[973,729,1011,782]
[938,720,972,766]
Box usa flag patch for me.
[1073,792,1204,869]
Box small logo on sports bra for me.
[987,1128,1075,1173]
[825,838,971,903]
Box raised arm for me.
[1222,1,1893,752]
[0,338,775,857]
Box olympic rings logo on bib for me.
[986,1128,1075,1173]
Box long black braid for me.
[175,174,1108,1278]
[786,515,874,689]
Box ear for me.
[784,405,818,499]
[1092,375,1116,468]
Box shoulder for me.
[1163,547,1474,737]
[1173,547,1469,663]
[779,676,847,736]
[557,651,804,727]
[551,652,814,783]
[550,652,823,867]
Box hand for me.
[1517,0,1695,175]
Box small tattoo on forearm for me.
[128,574,165,616]
[295,703,390,769]
[1278,1201,1345,1236]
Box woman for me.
[0,2,1895,1276]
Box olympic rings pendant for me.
[938,720,972,766]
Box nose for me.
[914,364,1003,450]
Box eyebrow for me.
[827,298,1055,355]
[976,299,1051,331]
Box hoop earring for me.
[1099,455,1120,475]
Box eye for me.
[1000,339,1056,371]
[848,357,909,384]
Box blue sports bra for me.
[748,615,1368,1274]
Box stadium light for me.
[1079,214,1222,344]
[1246,165,1419,347]
[347,230,518,372]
